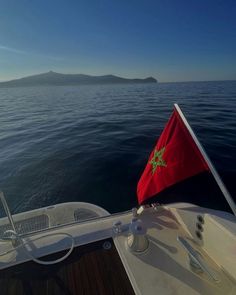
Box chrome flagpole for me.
[174,103,236,216]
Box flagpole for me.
[174,103,236,216]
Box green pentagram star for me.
[149,147,167,174]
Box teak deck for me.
[0,238,135,295]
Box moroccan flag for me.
[137,106,209,204]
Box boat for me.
[0,104,235,295]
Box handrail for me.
[12,208,132,239]
[0,191,74,265]
[0,191,17,233]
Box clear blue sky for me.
[0,0,236,82]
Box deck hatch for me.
[0,214,49,238]
[74,208,99,222]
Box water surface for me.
[0,81,235,214]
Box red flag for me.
[137,107,209,204]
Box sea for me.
[0,80,235,215]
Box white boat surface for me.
[0,199,235,294]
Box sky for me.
[0,0,236,82]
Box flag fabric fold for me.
[137,107,209,205]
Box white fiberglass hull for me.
[0,202,235,295]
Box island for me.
[0,71,157,87]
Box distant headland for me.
[0,71,157,87]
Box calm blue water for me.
[0,81,235,214]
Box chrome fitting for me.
[127,218,149,253]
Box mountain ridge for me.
[0,71,157,87]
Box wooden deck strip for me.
[0,238,135,295]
